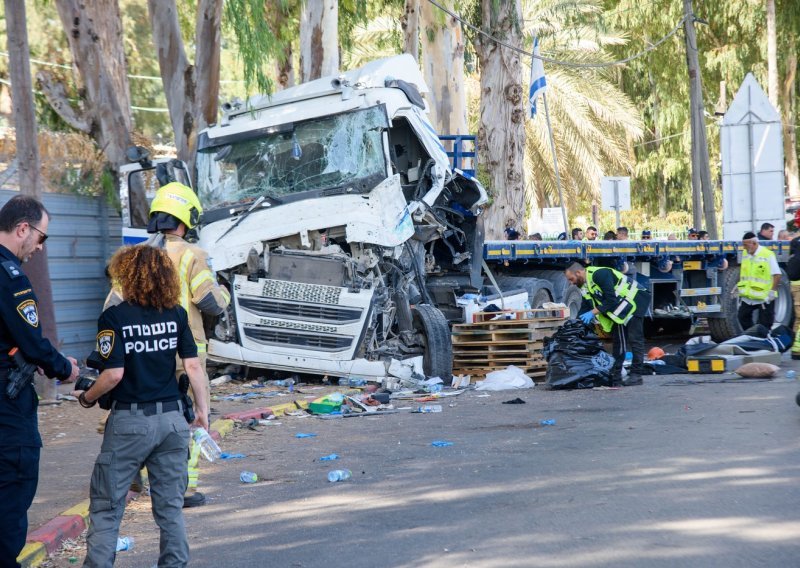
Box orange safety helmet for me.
[647,347,665,361]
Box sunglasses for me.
[29,224,48,244]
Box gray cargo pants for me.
[84,402,190,568]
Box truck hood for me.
[199,175,414,271]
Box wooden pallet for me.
[470,308,567,324]
[451,309,566,382]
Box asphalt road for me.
[48,373,800,568]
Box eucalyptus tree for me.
[473,0,528,239]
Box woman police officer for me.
[73,245,208,567]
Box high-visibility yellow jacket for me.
[737,246,776,302]
[581,266,641,332]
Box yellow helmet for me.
[149,182,203,229]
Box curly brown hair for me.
[108,246,179,310]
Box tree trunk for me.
[474,0,527,239]
[766,0,779,108]
[5,0,58,345]
[782,45,800,201]
[272,5,295,90]
[52,0,132,168]
[299,0,339,82]
[147,0,194,163]
[402,0,420,61]
[420,0,467,136]
[194,0,223,133]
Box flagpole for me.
[542,92,568,236]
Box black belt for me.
[112,400,182,416]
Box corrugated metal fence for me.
[0,190,121,359]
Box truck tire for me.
[516,270,570,303]
[708,265,795,342]
[494,276,553,309]
[412,304,453,379]
[563,285,583,319]
[708,265,743,342]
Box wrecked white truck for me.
[121,55,491,381]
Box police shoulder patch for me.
[16,299,39,327]
[97,330,115,359]
[2,260,22,279]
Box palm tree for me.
[521,0,644,216]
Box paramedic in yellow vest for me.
[736,231,781,331]
[565,262,651,387]
[790,232,800,359]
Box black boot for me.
[622,374,643,386]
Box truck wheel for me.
[412,304,453,379]
[709,265,795,342]
[708,265,742,342]
[563,285,583,318]
[494,276,553,309]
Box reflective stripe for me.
[188,439,201,489]
[221,287,231,302]
[196,343,207,353]
[190,270,215,294]
[178,249,195,312]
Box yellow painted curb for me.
[17,542,46,568]
[211,418,234,438]
[60,499,90,523]
[269,400,309,416]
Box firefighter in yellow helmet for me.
[103,182,229,508]
[148,182,230,507]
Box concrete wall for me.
[0,190,122,359]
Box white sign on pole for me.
[601,177,631,212]
[540,207,566,234]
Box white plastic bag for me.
[475,366,535,391]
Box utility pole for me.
[683,0,718,238]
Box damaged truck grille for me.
[238,297,362,324]
[261,279,342,305]
[243,326,352,351]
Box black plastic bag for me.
[543,320,615,389]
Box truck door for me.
[119,157,192,245]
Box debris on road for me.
[539,419,556,426]
[219,453,246,460]
[240,471,258,483]
[475,365,535,391]
[319,454,339,461]
[502,397,526,404]
[327,469,352,482]
[295,433,317,438]
[431,440,454,447]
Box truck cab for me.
[120,55,488,381]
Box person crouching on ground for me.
[74,245,208,567]
[565,262,651,386]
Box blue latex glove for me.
[578,311,595,325]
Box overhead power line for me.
[426,0,687,69]
[0,51,244,84]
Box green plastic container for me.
[308,398,342,414]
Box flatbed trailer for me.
[482,239,794,342]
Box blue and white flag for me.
[529,36,547,118]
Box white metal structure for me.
[721,73,785,240]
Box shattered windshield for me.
[197,106,389,213]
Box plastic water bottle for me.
[787,369,797,380]
[327,469,352,482]
[414,405,442,413]
[623,352,633,368]
[116,536,134,552]
[192,428,222,462]
[240,471,258,483]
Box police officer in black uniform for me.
[73,245,208,567]
[0,196,80,566]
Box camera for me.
[75,374,96,392]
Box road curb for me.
[19,421,234,566]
